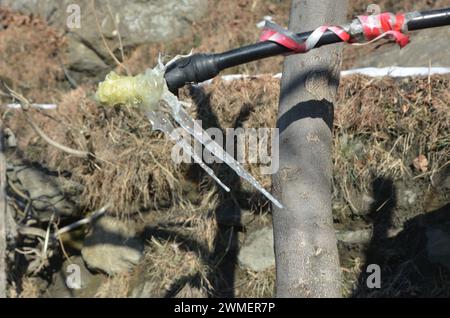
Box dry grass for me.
[235,267,275,298]
[0,8,66,102]
[334,75,450,213]
[94,272,131,298]
[182,77,279,206]
[8,277,41,298]
[2,0,449,298]
[133,237,212,297]
[4,85,195,216]
[4,73,448,297]
[183,74,449,210]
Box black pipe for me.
[164,7,450,93]
[407,7,450,30]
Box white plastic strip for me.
[341,67,450,77]
[198,67,450,86]
[5,103,57,110]
[4,67,450,110]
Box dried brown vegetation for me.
[5,86,197,216]
[1,0,449,298]
[0,8,66,102]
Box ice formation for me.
[96,61,283,209]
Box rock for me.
[354,28,450,68]
[336,229,373,244]
[65,33,108,75]
[46,256,105,298]
[2,0,209,74]
[238,227,275,272]
[81,215,144,275]
[402,190,418,206]
[238,226,379,271]
[426,228,450,270]
[424,164,450,213]
[432,163,450,190]
[4,128,17,148]
[7,164,82,221]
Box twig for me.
[25,113,91,158]
[91,0,130,75]
[41,213,55,262]
[53,221,73,265]
[58,56,78,89]
[6,87,92,159]
[7,178,29,202]
[16,226,47,239]
[106,3,125,64]
[342,178,359,214]
[56,204,108,236]
[16,204,109,240]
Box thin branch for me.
[25,113,91,158]
[106,3,125,64]
[41,212,55,262]
[16,204,109,240]
[91,0,130,75]
[57,204,108,236]
[53,222,73,265]
[16,226,47,239]
[6,87,91,159]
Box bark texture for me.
[272,0,348,298]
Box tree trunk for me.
[272,0,348,298]
[0,123,7,298]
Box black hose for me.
[164,7,450,93]
[407,7,450,30]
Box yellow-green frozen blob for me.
[95,67,166,113]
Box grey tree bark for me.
[272,0,348,297]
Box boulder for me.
[81,215,144,275]
[65,33,108,74]
[1,0,209,74]
[46,256,105,298]
[238,227,275,272]
[336,228,373,244]
[7,164,82,221]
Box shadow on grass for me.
[353,177,450,297]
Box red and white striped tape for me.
[259,11,411,53]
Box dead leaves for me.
[413,154,429,173]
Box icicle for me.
[95,61,283,209]
[162,91,283,208]
[145,110,230,192]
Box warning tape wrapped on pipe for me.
[259,11,412,53]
